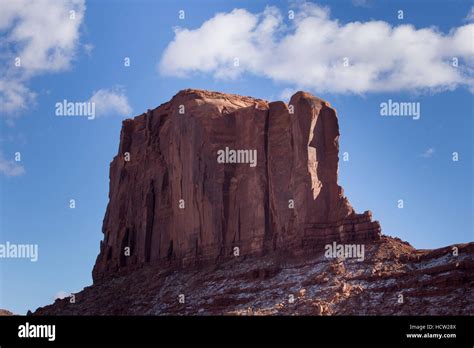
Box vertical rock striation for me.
[92,89,381,282]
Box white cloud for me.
[0,79,36,115]
[420,148,435,158]
[0,0,85,117]
[0,153,25,177]
[89,87,132,117]
[159,3,474,94]
[0,0,85,74]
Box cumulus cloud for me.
[159,3,474,94]
[89,87,132,117]
[0,153,25,177]
[0,0,85,117]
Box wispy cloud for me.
[0,154,25,177]
[466,6,474,22]
[352,0,371,8]
[279,88,297,101]
[0,80,36,115]
[420,148,435,158]
[160,3,474,94]
[83,43,94,57]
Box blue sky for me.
[0,0,473,315]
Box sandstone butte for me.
[34,89,474,315]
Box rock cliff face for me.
[92,89,381,281]
[33,89,473,316]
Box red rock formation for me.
[92,89,381,281]
[33,89,473,316]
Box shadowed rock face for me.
[92,89,381,282]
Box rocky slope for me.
[34,89,474,315]
[34,237,474,315]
